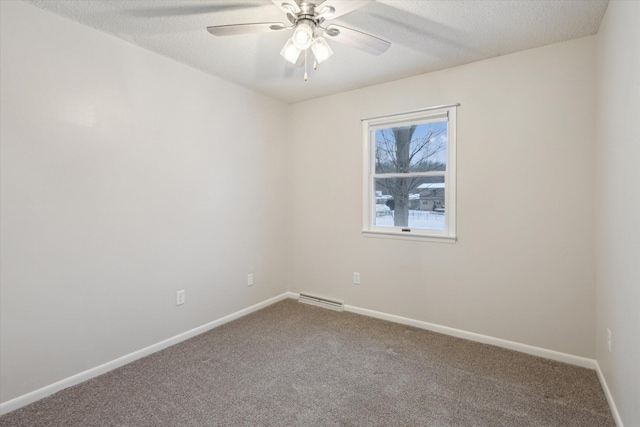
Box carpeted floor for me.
[0,299,615,426]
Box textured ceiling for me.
[22,0,609,104]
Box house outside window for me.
[362,104,457,242]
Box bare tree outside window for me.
[374,122,447,227]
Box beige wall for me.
[595,1,640,425]
[0,1,288,403]
[287,37,597,358]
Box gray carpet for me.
[0,299,615,426]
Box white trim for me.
[368,113,449,131]
[361,103,461,121]
[0,292,292,415]
[3,292,613,421]
[343,303,595,369]
[362,230,456,243]
[362,121,372,236]
[595,362,624,427]
[285,292,597,369]
[446,107,457,238]
[371,171,446,179]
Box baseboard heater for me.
[298,293,344,312]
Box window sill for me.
[362,230,457,243]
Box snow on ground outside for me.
[375,210,445,230]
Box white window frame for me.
[362,104,458,243]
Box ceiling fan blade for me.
[127,3,261,18]
[324,24,390,55]
[271,0,301,15]
[207,23,287,37]
[318,1,373,20]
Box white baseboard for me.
[288,292,596,369]
[595,362,624,427]
[344,303,597,369]
[0,292,291,416]
[297,295,620,426]
[3,292,615,421]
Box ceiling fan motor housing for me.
[298,2,317,16]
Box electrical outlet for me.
[176,290,185,306]
[248,273,254,287]
[607,328,612,352]
[353,272,361,285]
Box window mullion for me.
[371,172,446,179]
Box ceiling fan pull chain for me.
[314,59,318,71]
[304,49,308,81]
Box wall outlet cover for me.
[176,290,185,306]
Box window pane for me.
[374,121,447,174]
[374,176,445,230]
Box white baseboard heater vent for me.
[298,293,344,311]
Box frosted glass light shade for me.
[280,38,301,64]
[292,21,313,50]
[311,36,334,64]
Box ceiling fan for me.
[206,0,391,81]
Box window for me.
[362,104,457,242]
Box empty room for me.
[0,0,638,426]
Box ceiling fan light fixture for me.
[280,38,301,64]
[292,20,314,50]
[205,1,389,81]
[311,36,334,64]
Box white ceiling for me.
[22,0,609,104]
